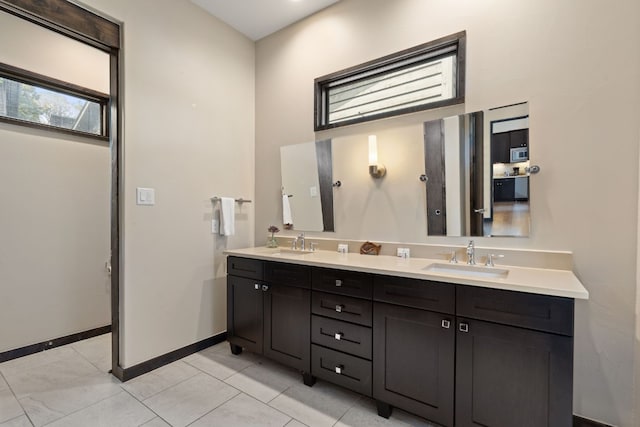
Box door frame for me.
[0,0,124,380]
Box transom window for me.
[0,63,108,139]
[315,31,465,131]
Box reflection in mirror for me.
[424,102,529,237]
[280,139,334,232]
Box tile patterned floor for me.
[0,334,435,426]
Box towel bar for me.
[211,197,252,204]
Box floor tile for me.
[190,393,291,427]
[6,353,122,426]
[224,359,300,403]
[140,417,172,426]
[122,361,199,400]
[269,380,360,427]
[0,375,23,424]
[0,347,77,377]
[4,352,104,399]
[70,333,112,373]
[284,420,308,427]
[0,415,32,427]
[183,345,261,380]
[45,391,155,427]
[334,398,436,427]
[143,372,239,427]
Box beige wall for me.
[80,0,256,368]
[256,0,640,425]
[0,12,111,353]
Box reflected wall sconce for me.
[368,135,386,178]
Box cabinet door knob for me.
[335,279,342,287]
[261,284,270,292]
[335,304,344,313]
[334,332,343,341]
[254,284,260,290]
[459,322,469,333]
[335,365,344,374]
[441,319,451,329]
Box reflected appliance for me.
[510,147,528,162]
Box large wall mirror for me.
[280,139,335,232]
[424,102,530,237]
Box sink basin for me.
[272,248,314,255]
[424,263,509,279]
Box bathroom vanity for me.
[225,247,588,427]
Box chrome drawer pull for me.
[335,304,344,313]
[261,284,270,292]
[254,284,260,290]
[459,323,469,333]
[441,319,451,329]
[334,332,343,341]
[335,279,342,287]
[335,365,344,374]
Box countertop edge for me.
[224,248,589,300]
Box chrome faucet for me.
[297,232,305,251]
[466,240,476,265]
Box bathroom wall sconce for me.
[368,135,386,178]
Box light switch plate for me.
[211,219,219,234]
[136,187,155,205]
[310,186,318,197]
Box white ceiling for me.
[191,0,341,41]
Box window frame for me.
[0,61,109,141]
[314,31,466,131]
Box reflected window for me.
[315,31,465,130]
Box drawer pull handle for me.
[335,304,344,313]
[254,284,260,290]
[334,332,343,341]
[441,320,451,329]
[459,323,469,333]
[335,279,342,287]
[261,285,270,292]
[335,365,344,374]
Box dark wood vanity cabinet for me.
[227,257,311,375]
[227,275,263,354]
[310,267,374,396]
[454,286,574,427]
[227,256,575,427]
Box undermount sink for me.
[424,263,509,279]
[272,248,314,255]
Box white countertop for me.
[224,247,589,300]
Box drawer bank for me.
[225,248,588,427]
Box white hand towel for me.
[282,194,293,226]
[219,197,235,236]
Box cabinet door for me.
[264,283,311,372]
[509,129,528,148]
[491,133,511,163]
[494,179,515,202]
[373,303,454,426]
[227,275,263,354]
[456,318,573,427]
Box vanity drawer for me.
[312,292,373,327]
[311,315,372,360]
[312,267,373,299]
[227,256,264,281]
[265,261,311,289]
[312,344,372,396]
[373,275,455,314]
[457,285,574,336]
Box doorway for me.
[0,0,122,377]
